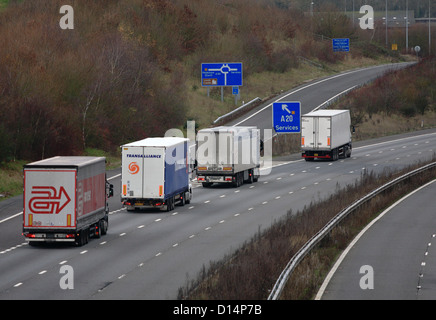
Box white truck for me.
[121,137,192,212]
[23,156,113,246]
[301,109,352,161]
[196,126,260,187]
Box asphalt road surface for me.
[318,179,436,300]
[1,62,432,300]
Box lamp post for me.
[406,0,409,52]
[386,0,388,48]
[429,0,432,55]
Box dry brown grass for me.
[179,159,436,300]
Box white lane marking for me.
[0,212,22,224]
[107,173,121,181]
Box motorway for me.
[1,62,434,300]
[318,179,436,300]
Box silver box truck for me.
[196,126,260,187]
[23,156,113,246]
[301,109,352,161]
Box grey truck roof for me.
[24,156,106,169]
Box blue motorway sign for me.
[332,38,350,52]
[201,63,243,87]
[272,102,301,133]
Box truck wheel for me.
[95,220,103,238]
[179,193,185,206]
[185,190,191,204]
[101,218,108,235]
[75,230,84,247]
[247,170,254,184]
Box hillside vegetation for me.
[0,0,410,164]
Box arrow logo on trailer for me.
[28,186,71,214]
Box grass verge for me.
[178,157,436,300]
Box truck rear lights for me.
[223,167,232,171]
[225,177,233,181]
[24,233,36,238]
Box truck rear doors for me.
[24,168,76,229]
[122,146,165,199]
[302,116,331,150]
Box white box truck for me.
[196,126,260,187]
[23,156,114,246]
[121,137,192,212]
[301,109,352,161]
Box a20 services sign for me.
[272,102,301,133]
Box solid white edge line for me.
[315,178,436,300]
[0,212,22,224]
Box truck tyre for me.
[247,170,254,184]
[101,218,108,235]
[185,189,191,204]
[179,193,185,206]
[75,230,83,247]
[95,220,103,238]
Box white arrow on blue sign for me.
[272,102,301,133]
